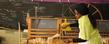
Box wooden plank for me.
[30,32,57,34]
[31,17,59,19]
[31,29,57,31]
[30,36,51,38]
[60,36,77,38]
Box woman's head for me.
[74,3,90,19]
[74,3,97,28]
[74,9,81,19]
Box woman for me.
[73,3,102,44]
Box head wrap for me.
[74,3,90,15]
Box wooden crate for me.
[103,37,109,44]
[26,15,61,38]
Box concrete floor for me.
[0,29,20,44]
[0,29,109,44]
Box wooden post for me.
[18,22,21,44]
